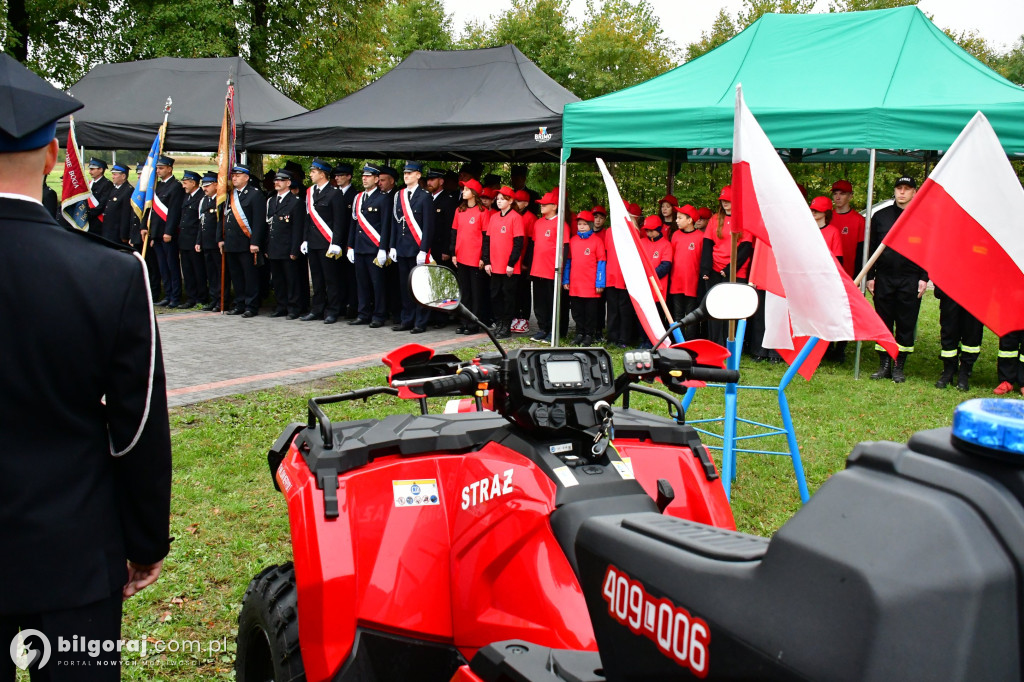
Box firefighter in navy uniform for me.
[100,162,134,244]
[866,176,928,383]
[197,172,223,311]
[347,165,392,328]
[0,55,171,681]
[300,159,346,324]
[177,170,207,308]
[130,161,163,302]
[85,157,113,233]
[379,166,403,324]
[389,161,435,333]
[219,165,267,317]
[151,155,185,307]
[267,170,306,319]
[332,164,358,318]
[934,287,983,391]
[995,330,1024,396]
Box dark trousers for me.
[270,257,302,315]
[0,592,122,682]
[457,264,487,325]
[705,272,728,346]
[606,286,638,345]
[939,296,983,357]
[489,273,517,327]
[874,276,922,352]
[514,270,532,320]
[532,276,569,337]
[746,288,769,358]
[307,249,341,318]
[133,240,162,302]
[225,251,260,313]
[570,296,602,338]
[294,255,310,314]
[154,239,181,304]
[398,256,430,328]
[384,260,402,322]
[201,248,222,305]
[179,248,207,304]
[354,252,386,323]
[669,292,701,341]
[998,330,1024,385]
[340,257,357,316]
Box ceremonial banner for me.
[131,125,164,221]
[217,84,235,209]
[60,117,96,230]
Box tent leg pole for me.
[854,149,878,380]
[552,150,568,348]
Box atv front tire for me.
[236,563,306,682]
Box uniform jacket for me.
[223,181,267,253]
[304,182,346,251]
[197,195,223,250]
[430,190,458,261]
[349,187,392,255]
[177,188,203,251]
[266,191,304,260]
[868,204,928,282]
[86,175,113,233]
[0,197,171,614]
[390,185,434,258]
[151,175,184,240]
[100,181,134,244]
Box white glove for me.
[389,248,397,262]
[416,251,427,265]
[375,249,387,266]
[300,241,308,255]
[327,244,342,259]
[346,248,355,264]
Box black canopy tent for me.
[56,57,307,151]
[245,45,580,162]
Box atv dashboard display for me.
[514,349,614,399]
[544,359,584,386]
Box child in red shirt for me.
[829,180,865,278]
[530,190,570,341]
[512,189,537,334]
[450,178,489,334]
[562,210,606,346]
[481,186,525,339]
[700,185,753,345]
[669,204,704,338]
[810,196,844,263]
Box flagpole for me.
[552,148,569,347]
[142,98,172,261]
[853,148,878,379]
[727,231,739,342]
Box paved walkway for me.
[158,310,490,407]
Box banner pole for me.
[551,148,569,347]
[854,148,878,380]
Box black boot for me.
[891,352,908,383]
[869,352,891,380]
[935,356,957,389]
[957,352,978,392]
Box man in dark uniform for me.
[427,168,456,267]
[300,159,346,324]
[866,176,928,383]
[177,170,206,308]
[0,54,171,680]
[346,165,391,328]
[378,166,403,324]
[100,162,133,244]
[267,170,305,319]
[130,161,162,302]
[219,165,266,317]
[85,157,113,233]
[332,164,358,318]
[287,170,310,315]
[389,161,435,333]
[197,172,223,312]
[151,155,185,308]
[934,288,983,391]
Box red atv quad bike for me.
[234,265,758,682]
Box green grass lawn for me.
[20,293,1008,680]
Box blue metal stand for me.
[681,320,813,504]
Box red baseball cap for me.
[659,194,678,207]
[677,203,698,221]
[809,196,833,212]
[497,185,516,199]
[718,185,732,202]
[480,187,498,199]
[538,190,558,205]
[643,215,663,231]
[459,178,483,195]
[626,202,642,218]
[576,210,595,223]
[592,205,607,215]
[831,180,853,193]
[697,207,713,219]
[513,189,530,202]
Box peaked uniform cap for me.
[0,54,83,150]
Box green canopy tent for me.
[550,6,1024,364]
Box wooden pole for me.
[853,242,887,287]
[728,230,739,341]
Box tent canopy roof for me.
[58,57,307,151]
[246,45,580,161]
[563,6,1024,158]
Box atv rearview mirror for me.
[704,282,759,321]
[410,264,460,310]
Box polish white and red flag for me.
[882,111,1024,336]
[597,158,668,346]
[731,84,897,378]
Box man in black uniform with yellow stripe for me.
[0,54,171,680]
[219,165,267,317]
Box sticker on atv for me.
[393,479,440,507]
[602,564,710,678]
[612,457,635,480]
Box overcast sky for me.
[444,0,1024,54]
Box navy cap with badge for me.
[403,161,423,173]
[0,54,83,152]
[201,172,217,185]
[310,158,332,173]
[111,163,129,175]
[362,164,380,176]
[136,162,145,173]
[182,170,201,182]
[894,176,917,189]
[88,157,107,170]
[156,155,174,167]
[381,166,399,180]
[275,170,292,181]
[426,169,445,180]
[232,165,251,175]
[332,163,353,176]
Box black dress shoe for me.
[432,321,448,330]
[286,313,299,320]
[201,304,215,311]
[211,306,221,313]
[324,316,338,324]
[225,308,243,315]
[369,320,384,328]
[411,327,426,334]
[179,300,197,309]
[167,301,182,309]
[154,298,170,307]
[300,313,322,321]
[348,318,370,325]
[392,323,413,331]
[270,310,288,318]
[241,310,256,318]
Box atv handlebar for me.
[686,366,740,384]
[420,372,477,397]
